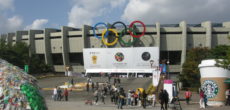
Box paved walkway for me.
[38,77,230,110]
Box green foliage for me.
[180,45,230,88]
[179,47,210,88]
[214,45,230,70]
[0,40,52,74]
[29,54,53,74]
[209,45,229,59]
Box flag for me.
[159,64,167,73]
[152,69,161,87]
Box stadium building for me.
[1,21,230,80]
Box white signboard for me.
[164,83,173,102]
[83,47,159,73]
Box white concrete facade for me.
[0,21,230,79]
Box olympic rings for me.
[93,20,146,46]
[102,29,119,46]
[119,28,138,47]
[93,22,109,39]
[129,20,146,38]
[111,21,127,34]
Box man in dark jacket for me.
[118,88,126,109]
[141,90,147,109]
[163,90,169,110]
[159,89,165,110]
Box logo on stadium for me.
[115,52,124,62]
[91,55,97,64]
[202,80,218,98]
[142,52,151,61]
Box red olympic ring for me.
[128,20,146,38]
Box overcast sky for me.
[0,0,230,34]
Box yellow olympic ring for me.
[102,29,118,46]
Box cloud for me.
[68,0,126,27]
[25,19,48,30]
[0,0,23,34]
[0,0,14,11]
[121,0,230,24]
[0,15,23,33]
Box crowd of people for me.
[51,75,230,110]
[83,76,169,109]
[53,86,69,101]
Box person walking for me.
[225,89,230,106]
[199,89,205,109]
[127,90,132,106]
[141,90,147,109]
[57,87,62,101]
[86,83,89,92]
[101,90,106,104]
[114,78,117,85]
[53,86,58,101]
[159,89,165,110]
[91,82,95,91]
[70,78,74,86]
[118,88,126,109]
[204,93,208,107]
[163,90,169,110]
[185,88,192,104]
[134,92,138,106]
[94,89,99,105]
[63,88,69,101]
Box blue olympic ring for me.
[93,22,109,39]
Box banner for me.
[152,69,161,87]
[83,47,159,73]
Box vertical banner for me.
[152,69,161,87]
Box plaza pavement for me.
[38,76,230,110]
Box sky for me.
[0,0,230,34]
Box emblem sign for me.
[202,80,219,98]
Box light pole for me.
[167,50,170,79]
[167,60,170,79]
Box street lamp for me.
[167,60,170,79]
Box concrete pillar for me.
[222,22,230,28]
[7,33,14,45]
[201,21,212,48]
[223,22,230,38]
[61,26,76,66]
[28,30,43,56]
[82,25,92,48]
[179,21,187,66]
[16,31,28,43]
[156,22,161,48]
[44,28,58,65]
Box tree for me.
[180,45,230,89]
[213,45,230,69]
[179,47,210,88]
[0,40,52,74]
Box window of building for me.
[69,53,84,65]
[52,54,63,65]
[160,51,181,65]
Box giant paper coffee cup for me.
[199,59,230,106]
